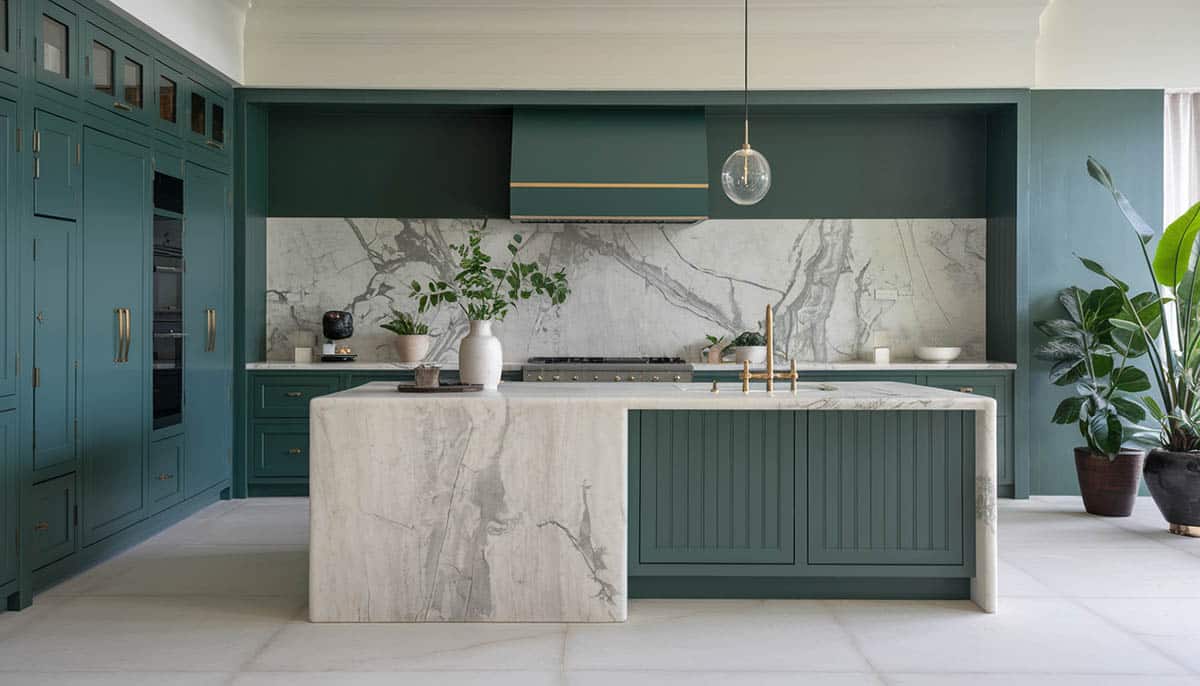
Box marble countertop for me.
[247,360,1015,372]
[316,380,996,413]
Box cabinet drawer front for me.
[924,375,1009,416]
[31,473,76,570]
[149,436,184,508]
[253,424,310,479]
[634,410,797,565]
[253,376,340,418]
[807,411,972,567]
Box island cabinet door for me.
[806,411,972,567]
[634,410,798,565]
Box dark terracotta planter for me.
[1074,448,1145,517]
[1145,449,1200,537]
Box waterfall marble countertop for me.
[247,360,1015,372]
[308,381,998,622]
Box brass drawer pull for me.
[285,391,304,398]
[33,522,49,532]
[958,386,975,394]
[288,448,303,455]
[157,473,174,481]
[206,139,223,149]
[113,101,134,112]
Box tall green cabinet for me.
[1,0,236,610]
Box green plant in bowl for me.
[379,310,430,336]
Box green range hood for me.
[509,107,709,223]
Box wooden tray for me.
[396,383,484,393]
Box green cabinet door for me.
[633,410,797,564]
[80,127,149,546]
[807,411,972,567]
[0,409,17,585]
[82,21,151,125]
[34,0,77,96]
[32,216,78,474]
[0,97,15,398]
[0,0,18,75]
[34,109,79,220]
[30,473,75,569]
[183,162,231,498]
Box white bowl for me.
[732,346,768,364]
[916,345,962,363]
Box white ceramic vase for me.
[392,334,431,363]
[459,320,503,389]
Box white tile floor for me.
[0,496,1198,685]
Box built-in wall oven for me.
[152,172,184,430]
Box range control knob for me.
[614,375,623,382]
[674,375,682,381]
[629,375,639,381]
[593,375,600,381]
[652,376,660,382]
[572,375,579,381]
[536,375,544,381]
[552,375,561,381]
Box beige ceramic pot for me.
[393,334,431,363]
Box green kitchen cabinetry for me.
[34,0,78,97]
[634,410,797,564]
[31,216,78,476]
[0,0,18,76]
[29,473,75,570]
[0,409,17,588]
[0,96,15,399]
[82,20,151,125]
[807,411,971,567]
[183,162,232,499]
[630,409,977,599]
[187,78,227,154]
[33,109,79,220]
[153,59,184,138]
[79,127,149,546]
[251,421,310,480]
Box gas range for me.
[522,356,694,383]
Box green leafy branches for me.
[409,220,571,322]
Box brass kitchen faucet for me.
[740,304,799,393]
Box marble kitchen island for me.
[309,381,997,623]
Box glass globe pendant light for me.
[721,0,771,206]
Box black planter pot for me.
[1144,449,1200,537]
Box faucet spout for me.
[740,303,799,393]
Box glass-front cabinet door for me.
[0,0,18,75]
[188,79,228,153]
[154,60,183,137]
[83,22,149,124]
[36,0,76,95]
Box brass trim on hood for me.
[509,181,708,189]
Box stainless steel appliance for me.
[152,171,184,430]
[522,357,693,383]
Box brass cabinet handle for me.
[206,139,223,149]
[114,308,129,363]
[33,522,49,532]
[206,308,217,352]
[122,308,133,363]
[288,448,303,455]
[958,386,975,394]
[113,101,133,112]
[156,473,175,481]
[285,391,304,398]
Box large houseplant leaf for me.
[1153,201,1200,288]
[1087,157,1155,245]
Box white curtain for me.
[1165,91,1200,222]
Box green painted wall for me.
[706,110,989,219]
[1028,90,1164,495]
[267,105,512,218]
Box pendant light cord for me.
[743,0,749,148]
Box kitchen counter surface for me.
[248,360,1014,372]
[309,381,997,623]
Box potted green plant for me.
[725,331,767,364]
[703,334,727,364]
[1083,157,1200,535]
[1035,285,1152,516]
[379,310,432,363]
[410,221,569,389]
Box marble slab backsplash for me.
[265,217,986,363]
